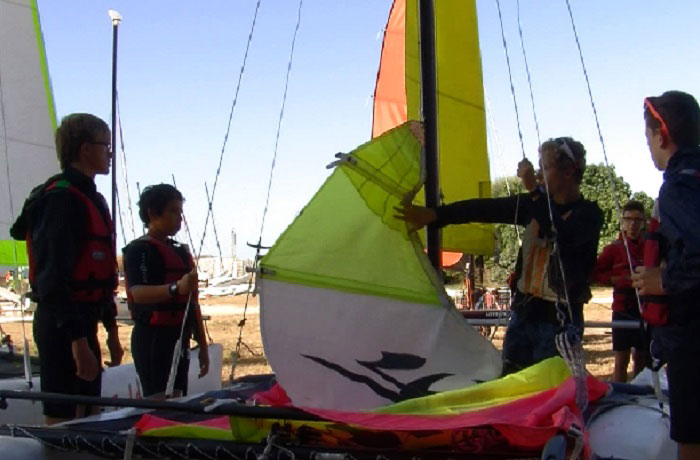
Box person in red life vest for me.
[9,113,123,424]
[631,91,700,460]
[395,138,603,374]
[123,184,209,399]
[592,200,648,382]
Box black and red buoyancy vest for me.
[125,237,194,327]
[641,213,667,326]
[641,169,700,326]
[27,179,117,303]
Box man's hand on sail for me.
[393,201,437,231]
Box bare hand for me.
[393,203,437,231]
[198,346,210,378]
[517,159,537,191]
[631,266,665,296]
[177,268,198,295]
[104,328,123,367]
[407,121,425,146]
[72,338,99,382]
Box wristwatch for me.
[168,282,178,297]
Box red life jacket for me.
[607,237,643,313]
[125,237,194,327]
[27,179,117,303]
[641,214,668,325]
[641,169,700,325]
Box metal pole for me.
[109,10,122,241]
[418,0,441,272]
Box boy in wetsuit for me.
[10,113,123,424]
[395,137,603,373]
[123,184,209,398]
[632,91,700,460]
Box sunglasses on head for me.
[644,97,669,139]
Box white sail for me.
[0,0,59,267]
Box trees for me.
[484,163,655,285]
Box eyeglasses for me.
[89,141,112,152]
[644,97,669,139]
[622,217,645,224]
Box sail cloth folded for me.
[260,123,502,411]
[134,358,608,455]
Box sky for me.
[34,0,700,260]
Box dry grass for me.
[0,287,623,384]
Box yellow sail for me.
[374,0,493,254]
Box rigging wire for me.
[515,0,541,147]
[165,0,264,394]
[195,0,263,261]
[495,0,527,161]
[231,0,304,381]
[171,175,197,253]
[563,0,664,407]
[116,96,137,240]
[204,182,225,274]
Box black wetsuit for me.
[10,167,117,418]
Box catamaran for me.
[0,0,678,459]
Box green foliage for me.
[631,190,654,215]
[484,163,653,284]
[579,163,631,251]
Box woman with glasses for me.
[592,200,648,382]
[395,137,603,374]
[9,113,123,424]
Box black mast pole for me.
[108,10,121,241]
[418,0,441,272]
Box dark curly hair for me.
[138,184,184,225]
[539,136,586,184]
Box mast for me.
[418,0,441,271]
[108,9,122,240]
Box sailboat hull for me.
[0,343,223,425]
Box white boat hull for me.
[0,343,223,425]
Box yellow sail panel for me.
[405,0,494,255]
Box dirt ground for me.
[0,287,624,383]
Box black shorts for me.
[655,321,700,443]
[33,306,102,419]
[611,310,644,352]
[131,322,189,397]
